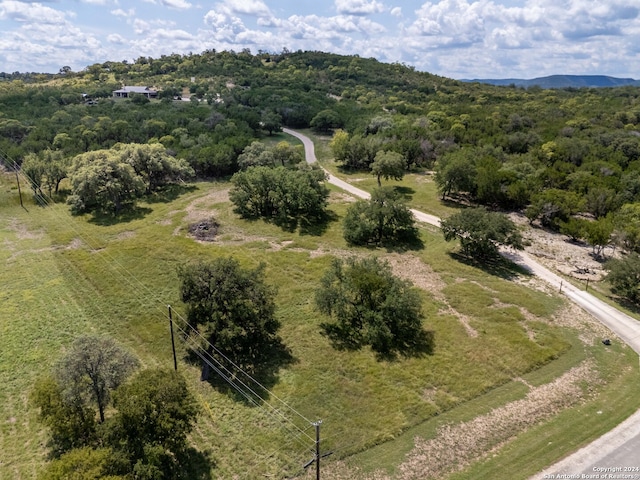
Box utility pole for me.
[314,421,321,480]
[304,420,331,480]
[15,169,24,209]
[168,305,178,371]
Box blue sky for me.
[0,0,638,79]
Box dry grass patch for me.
[6,218,44,240]
[183,187,230,223]
[310,360,597,480]
[396,360,596,480]
[385,254,478,337]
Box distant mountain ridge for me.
[462,75,640,89]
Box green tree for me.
[41,149,70,196]
[525,189,584,229]
[315,257,432,358]
[559,217,588,242]
[585,187,619,219]
[237,141,275,169]
[434,149,477,200]
[330,131,380,170]
[37,447,125,480]
[56,335,139,423]
[584,217,614,259]
[21,152,46,198]
[67,151,145,215]
[178,258,281,372]
[30,377,98,456]
[22,149,69,200]
[475,154,506,206]
[605,253,640,304]
[109,369,197,479]
[272,141,303,167]
[116,143,194,193]
[310,109,342,133]
[370,150,405,186]
[342,187,418,246]
[613,203,640,253]
[441,207,523,260]
[260,111,282,136]
[230,165,328,227]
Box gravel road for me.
[283,128,640,476]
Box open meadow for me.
[1,168,639,479]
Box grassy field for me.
[1,168,639,479]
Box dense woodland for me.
[3,49,640,478]
[3,50,639,216]
[3,48,640,312]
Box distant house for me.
[112,86,159,99]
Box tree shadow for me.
[183,337,296,406]
[448,250,531,280]
[145,184,198,204]
[241,209,339,236]
[177,447,215,480]
[392,185,415,201]
[375,330,436,362]
[321,324,435,362]
[350,230,425,253]
[88,206,152,226]
[298,210,339,236]
[606,293,640,316]
[381,232,425,252]
[439,195,472,210]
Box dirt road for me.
[284,127,640,477]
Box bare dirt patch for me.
[183,188,230,224]
[330,191,358,203]
[6,218,44,240]
[510,213,611,283]
[188,219,219,242]
[115,230,135,241]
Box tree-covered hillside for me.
[3,49,640,251]
[3,49,640,479]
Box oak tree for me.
[441,207,523,260]
[315,257,432,358]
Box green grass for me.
[288,129,460,219]
[1,172,638,479]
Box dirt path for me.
[284,128,640,479]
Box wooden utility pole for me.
[15,169,24,209]
[168,305,178,371]
[314,421,321,480]
[304,421,330,480]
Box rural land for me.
[2,50,640,479]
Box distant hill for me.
[462,75,640,89]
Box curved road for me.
[284,128,640,477]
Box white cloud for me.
[1,0,639,79]
[0,1,67,24]
[111,8,134,17]
[160,0,191,9]
[409,0,485,46]
[142,0,191,9]
[218,0,271,17]
[107,33,126,44]
[335,0,384,16]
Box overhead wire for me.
[3,149,321,473]
[172,319,316,447]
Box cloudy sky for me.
[0,0,639,79]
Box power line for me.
[3,149,323,475]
